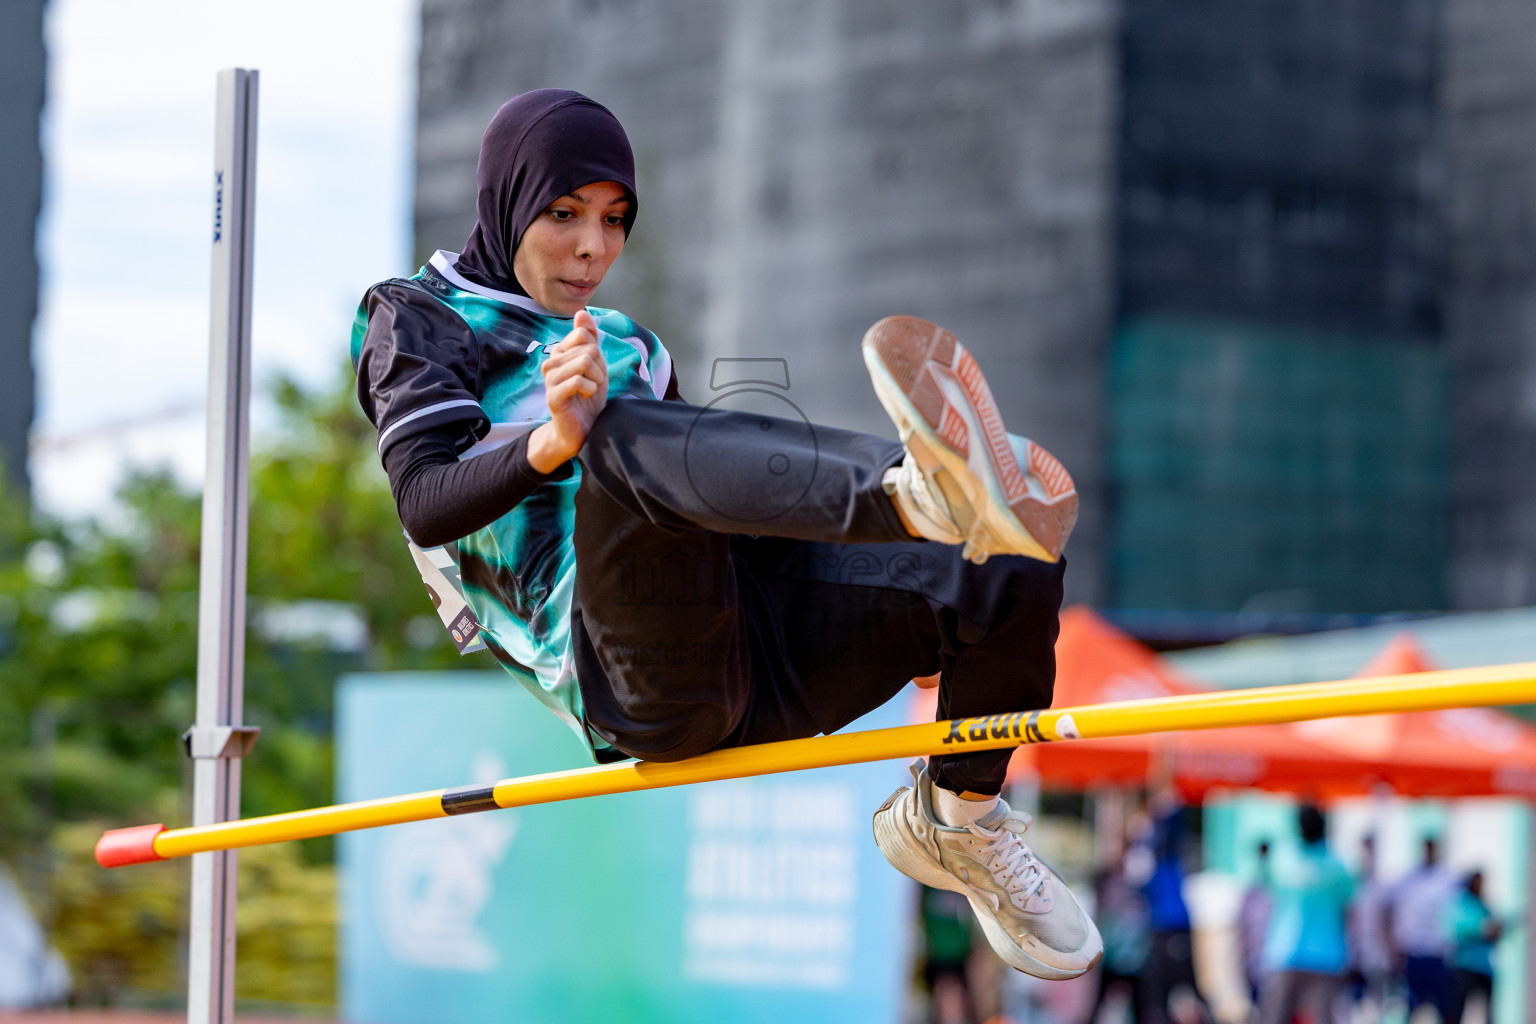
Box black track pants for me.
[570,399,1065,797]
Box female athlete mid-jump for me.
[352,88,1099,980]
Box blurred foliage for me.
[49,819,183,1006]
[0,365,474,1008]
[234,840,337,1008]
[49,820,336,1010]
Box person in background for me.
[1256,804,1353,1024]
[1089,852,1153,1023]
[1443,870,1501,1024]
[919,884,979,1024]
[1390,836,1455,1019]
[1236,840,1274,1007]
[1346,834,1396,1020]
[1131,789,1211,1024]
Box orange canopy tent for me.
[910,606,1536,800]
[999,607,1387,799]
[1282,631,1536,799]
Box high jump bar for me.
[96,661,1536,867]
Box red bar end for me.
[95,824,168,868]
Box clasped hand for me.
[527,310,609,474]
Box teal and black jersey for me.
[352,250,675,756]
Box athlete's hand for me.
[528,310,609,473]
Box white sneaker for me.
[882,455,965,545]
[863,316,1078,564]
[872,761,1103,980]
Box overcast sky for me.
[32,0,418,517]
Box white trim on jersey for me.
[430,251,566,318]
[460,420,539,461]
[376,398,485,452]
[648,341,674,400]
[429,250,675,398]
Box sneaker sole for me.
[872,788,1101,981]
[861,316,1077,562]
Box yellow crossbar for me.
[95,661,1536,867]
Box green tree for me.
[0,365,475,1008]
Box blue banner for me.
[337,673,914,1024]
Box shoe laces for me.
[890,457,1003,564]
[888,457,965,545]
[972,811,1047,905]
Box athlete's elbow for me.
[399,509,456,549]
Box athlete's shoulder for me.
[351,267,488,451]
[350,273,470,366]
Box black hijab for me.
[454,89,638,297]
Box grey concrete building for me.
[0,0,45,499]
[413,0,1536,615]
[415,0,1119,605]
[1108,0,1536,614]
[1107,0,1448,614]
[1441,0,1536,610]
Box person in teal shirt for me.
[1444,870,1502,1024]
[1257,804,1354,1024]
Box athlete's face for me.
[513,180,630,316]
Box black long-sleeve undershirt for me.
[382,426,572,548]
[381,373,683,548]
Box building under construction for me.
[413,0,1536,620]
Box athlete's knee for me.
[579,402,632,471]
[578,400,665,494]
[586,396,640,441]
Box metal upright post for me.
[186,68,260,1024]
